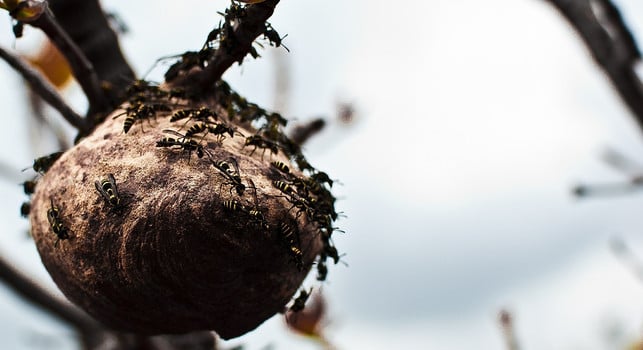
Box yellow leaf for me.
[25,40,73,89]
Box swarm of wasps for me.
[20,151,73,245]
[20,148,129,246]
[20,151,65,223]
[147,74,342,313]
[111,80,190,134]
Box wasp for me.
[290,288,312,313]
[222,2,247,22]
[125,80,162,96]
[289,246,304,271]
[170,109,193,122]
[287,197,315,222]
[113,103,155,133]
[292,153,314,172]
[324,244,341,265]
[124,104,156,133]
[157,130,206,159]
[222,199,245,212]
[279,222,303,270]
[95,174,121,208]
[244,135,280,159]
[316,259,328,281]
[204,26,222,48]
[263,23,289,52]
[170,107,217,123]
[207,122,241,139]
[164,51,202,82]
[246,179,268,229]
[47,199,70,246]
[30,151,64,174]
[20,202,30,218]
[271,161,290,175]
[211,157,245,195]
[189,107,217,122]
[12,20,23,38]
[185,122,239,142]
[273,180,294,196]
[184,122,211,139]
[311,171,334,188]
[22,179,37,195]
[224,180,267,227]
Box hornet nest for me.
[27,81,341,339]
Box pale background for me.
[0,0,642,349]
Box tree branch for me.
[0,255,102,336]
[29,4,111,114]
[0,46,89,133]
[172,0,280,92]
[544,0,643,130]
[47,0,135,108]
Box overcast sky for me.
[1,0,643,349]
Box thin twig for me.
[498,309,520,350]
[0,46,89,133]
[544,0,643,129]
[29,4,110,114]
[172,0,280,91]
[0,254,103,335]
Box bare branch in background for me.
[0,46,88,133]
[543,0,643,130]
[498,309,521,350]
[572,148,643,198]
[610,237,643,282]
[47,0,135,106]
[572,179,643,197]
[27,4,110,114]
[0,255,104,340]
[26,89,71,152]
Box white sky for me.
[1,0,643,349]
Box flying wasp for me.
[47,199,70,246]
[95,174,121,208]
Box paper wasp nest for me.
[28,83,339,339]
